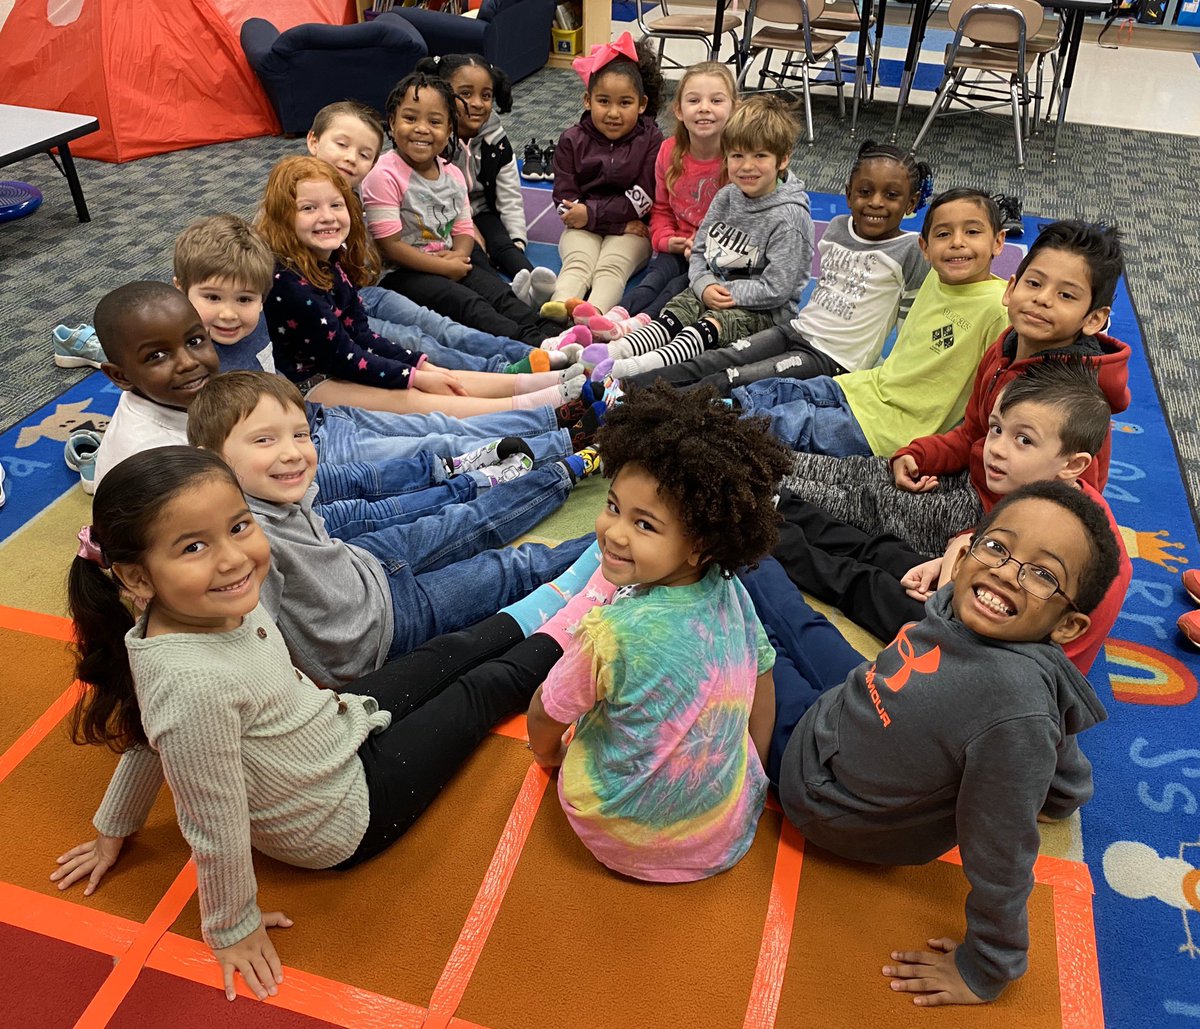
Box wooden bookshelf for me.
[546,0,609,67]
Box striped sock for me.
[652,319,721,367]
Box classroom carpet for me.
[0,196,1196,1028]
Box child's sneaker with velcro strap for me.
[53,323,107,369]
[65,428,104,495]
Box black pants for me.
[337,613,562,867]
[772,490,928,645]
[476,210,533,278]
[381,245,558,346]
[620,252,688,317]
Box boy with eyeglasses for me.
[768,356,1131,675]
[757,479,1122,1006]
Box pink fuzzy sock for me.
[537,565,619,647]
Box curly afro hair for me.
[595,383,792,576]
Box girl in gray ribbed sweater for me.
[52,445,594,1005]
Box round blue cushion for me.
[0,181,43,223]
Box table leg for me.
[1050,10,1084,164]
[55,143,91,223]
[712,0,728,62]
[890,0,933,143]
[870,0,887,100]
[851,0,874,136]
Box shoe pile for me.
[521,139,555,183]
[1179,569,1200,648]
[992,194,1024,238]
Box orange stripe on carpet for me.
[73,860,198,1029]
[144,932,428,1028]
[0,880,139,956]
[490,713,528,741]
[742,820,805,1029]
[424,762,551,1029]
[0,679,84,785]
[0,604,74,641]
[1052,867,1103,1029]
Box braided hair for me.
[847,140,935,212]
[385,72,461,161]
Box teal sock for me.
[500,540,601,635]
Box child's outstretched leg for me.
[610,318,721,380]
[536,563,618,646]
[500,539,602,635]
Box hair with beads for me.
[256,156,380,291]
[848,140,934,212]
[587,37,664,119]
[67,447,244,752]
[595,382,793,575]
[665,62,738,197]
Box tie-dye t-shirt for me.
[539,568,774,882]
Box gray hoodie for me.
[688,177,814,323]
[777,584,1106,1001]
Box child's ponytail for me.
[416,53,514,114]
[848,140,936,212]
[68,535,143,751]
[67,447,245,753]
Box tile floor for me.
[625,9,1200,136]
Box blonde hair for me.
[666,62,738,197]
[186,371,306,452]
[255,156,380,291]
[721,94,798,163]
[173,214,274,297]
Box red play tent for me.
[0,0,355,162]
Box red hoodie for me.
[892,328,1131,508]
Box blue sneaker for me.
[53,323,106,369]
[65,428,103,495]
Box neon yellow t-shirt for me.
[838,271,1008,457]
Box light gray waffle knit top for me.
[92,604,390,948]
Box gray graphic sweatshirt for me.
[688,177,814,323]
[777,585,1107,1000]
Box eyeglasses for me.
[968,535,1078,611]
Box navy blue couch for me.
[387,0,556,83]
[241,16,428,134]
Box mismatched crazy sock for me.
[499,540,602,635]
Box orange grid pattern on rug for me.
[0,605,1104,1029]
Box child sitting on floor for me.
[621,141,931,390]
[54,448,609,1003]
[361,73,560,345]
[259,157,585,418]
[773,358,1132,675]
[594,94,814,383]
[184,369,596,685]
[526,383,793,882]
[775,219,1130,556]
[91,281,593,493]
[541,33,664,320]
[762,480,1120,1005]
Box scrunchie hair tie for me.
[76,525,109,568]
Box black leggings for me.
[772,490,927,644]
[476,210,533,278]
[336,613,562,867]
[380,244,558,346]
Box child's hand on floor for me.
[214,913,293,1002]
[882,938,986,1007]
[413,367,470,397]
[892,455,939,493]
[702,284,735,310]
[900,558,942,602]
[623,220,650,238]
[51,833,125,895]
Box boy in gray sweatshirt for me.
[764,481,1120,1005]
[594,95,814,381]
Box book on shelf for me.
[554,3,581,29]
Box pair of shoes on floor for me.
[991,194,1024,238]
[53,323,107,369]
[65,429,103,495]
[1178,568,1200,648]
[521,139,555,182]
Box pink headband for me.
[76,525,109,568]
[573,31,638,87]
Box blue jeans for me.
[307,403,572,466]
[738,557,865,783]
[316,452,479,540]
[732,376,873,457]
[360,285,531,371]
[346,461,593,656]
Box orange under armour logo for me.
[881,623,942,693]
